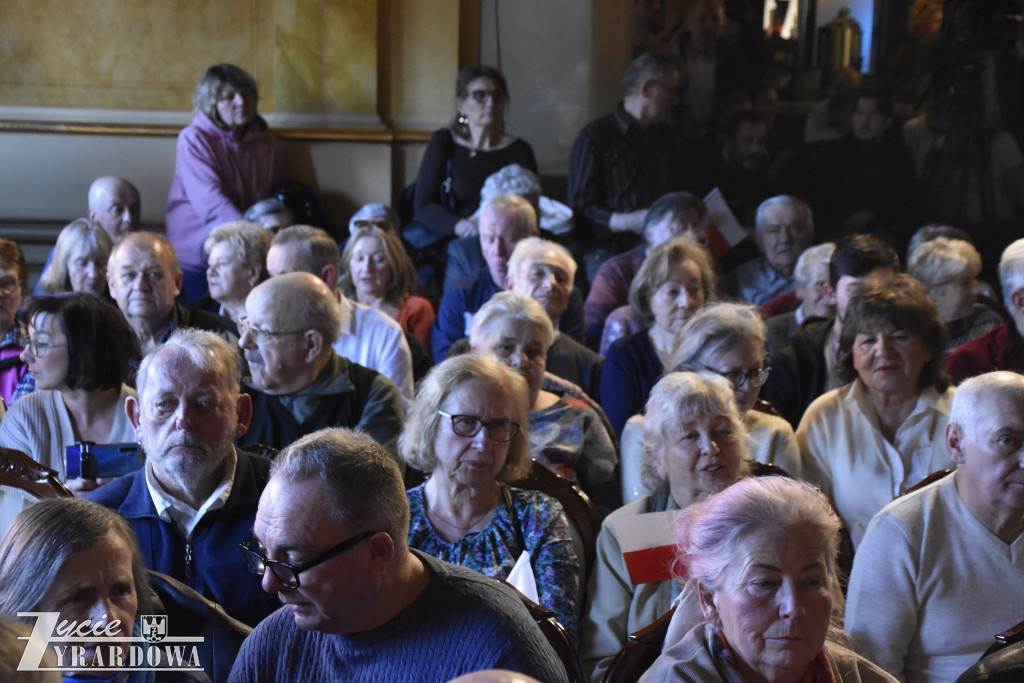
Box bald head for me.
[447,671,543,683]
[88,176,141,239]
[241,272,342,394]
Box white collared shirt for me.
[145,448,238,542]
[333,294,414,404]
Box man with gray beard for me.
[87,327,279,626]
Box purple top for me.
[166,111,278,270]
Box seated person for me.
[846,371,1024,683]
[910,236,1004,354]
[761,233,899,427]
[797,274,954,546]
[245,197,292,234]
[586,192,703,346]
[0,498,169,681]
[644,478,896,683]
[432,194,539,361]
[231,427,568,682]
[0,294,139,489]
[600,236,715,439]
[400,355,580,642]
[506,237,603,399]
[339,222,435,356]
[691,110,779,227]
[764,243,836,354]
[785,88,918,236]
[87,328,279,626]
[106,232,238,356]
[579,372,751,682]
[947,237,1024,384]
[469,292,620,517]
[36,219,113,298]
[727,195,814,305]
[202,220,272,327]
[238,272,404,459]
[267,225,414,404]
[0,240,34,405]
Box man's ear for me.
[366,531,395,577]
[320,264,338,290]
[947,422,967,465]
[172,270,184,297]
[1010,290,1024,313]
[87,209,99,223]
[697,583,721,625]
[824,283,838,307]
[304,329,326,362]
[234,393,253,438]
[125,395,142,435]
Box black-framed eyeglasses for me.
[17,333,65,356]
[240,530,383,589]
[704,366,771,390]
[236,316,307,345]
[437,411,519,442]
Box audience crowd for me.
[2,9,1024,679]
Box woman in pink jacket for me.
[166,63,278,301]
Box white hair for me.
[999,239,1024,308]
[794,243,836,286]
[506,237,577,284]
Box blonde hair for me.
[39,219,113,294]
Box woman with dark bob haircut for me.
[407,64,537,249]
[0,293,140,488]
[0,498,156,680]
[797,274,954,547]
[166,63,278,301]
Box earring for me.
[457,114,469,126]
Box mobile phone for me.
[65,442,143,479]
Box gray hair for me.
[273,428,410,541]
[480,194,538,238]
[469,291,555,351]
[137,328,242,400]
[909,237,981,288]
[506,237,578,286]
[622,51,681,96]
[480,165,543,208]
[270,225,341,276]
[794,243,836,286]
[674,476,845,623]
[950,371,1024,442]
[754,195,814,239]
[349,203,400,233]
[0,498,152,619]
[39,218,114,294]
[399,354,532,481]
[666,303,766,374]
[203,220,272,273]
[245,199,292,228]
[643,372,750,486]
[999,239,1024,309]
[906,223,972,265]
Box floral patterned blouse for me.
[407,483,581,643]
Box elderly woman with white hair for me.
[765,243,836,354]
[579,372,752,682]
[619,302,801,502]
[470,292,620,517]
[641,477,896,682]
[37,219,114,298]
[400,354,579,642]
[203,220,272,325]
[909,236,1003,353]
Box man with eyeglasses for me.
[569,50,687,259]
[0,239,34,407]
[86,328,279,626]
[230,427,569,682]
[237,272,404,462]
[106,232,237,356]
